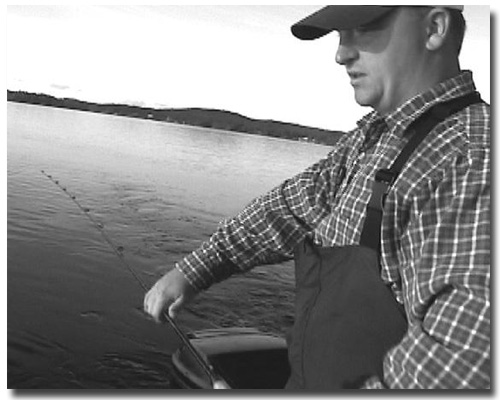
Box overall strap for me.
[359,92,483,252]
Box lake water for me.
[7,102,332,389]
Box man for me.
[144,6,490,389]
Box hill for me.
[7,90,343,146]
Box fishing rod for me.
[40,170,229,389]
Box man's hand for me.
[144,267,197,322]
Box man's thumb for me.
[168,295,184,319]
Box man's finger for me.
[143,290,151,314]
[152,295,169,323]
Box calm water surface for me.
[7,102,332,389]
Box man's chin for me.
[354,95,375,109]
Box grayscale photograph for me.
[7,4,491,392]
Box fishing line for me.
[40,170,228,389]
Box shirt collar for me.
[356,70,477,137]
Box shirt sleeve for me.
[363,146,490,389]
[175,135,352,291]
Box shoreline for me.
[7,90,344,146]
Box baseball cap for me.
[291,6,464,40]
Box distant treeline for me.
[7,90,344,146]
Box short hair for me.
[448,8,467,55]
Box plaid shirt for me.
[176,71,490,389]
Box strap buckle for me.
[368,169,396,211]
[375,169,396,185]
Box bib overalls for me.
[285,93,483,390]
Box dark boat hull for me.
[171,327,290,389]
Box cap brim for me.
[291,6,397,40]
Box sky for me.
[6,4,491,132]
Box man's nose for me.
[335,33,358,66]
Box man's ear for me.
[425,7,452,51]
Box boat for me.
[171,327,290,389]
